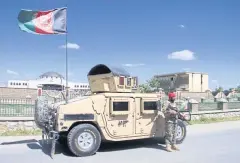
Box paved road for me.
[1,121,240,163]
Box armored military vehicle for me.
[34,64,190,157]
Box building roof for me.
[88,64,131,77]
[39,71,64,79]
[154,71,208,77]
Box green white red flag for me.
[17,7,67,35]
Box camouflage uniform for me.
[164,100,178,147]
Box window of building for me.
[113,102,128,111]
[144,101,158,110]
[119,76,125,85]
[127,77,131,86]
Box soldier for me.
[164,91,180,152]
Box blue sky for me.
[0,0,240,90]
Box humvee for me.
[34,64,190,157]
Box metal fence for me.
[228,102,240,109]
[0,99,35,117]
[0,89,91,117]
[198,102,220,111]
[1,96,240,117]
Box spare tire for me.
[34,96,50,130]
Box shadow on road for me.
[0,138,167,158]
[0,139,38,145]
[99,139,166,152]
[27,140,74,157]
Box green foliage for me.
[139,83,152,93]
[235,85,240,93]
[215,86,223,92]
[139,76,161,93]
[189,116,240,125]
[147,76,161,90]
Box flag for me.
[17,7,67,35]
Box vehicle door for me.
[135,97,159,135]
[105,96,135,137]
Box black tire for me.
[176,119,187,144]
[67,124,101,157]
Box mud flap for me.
[41,130,59,159]
[50,138,56,158]
[50,131,59,158]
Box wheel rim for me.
[77,132,94,150]
[176,125,183,140]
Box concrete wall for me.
[0,87,37,99]
[202,74,209,92]
[188,73,208,92]
[174,73,189,91]
[155,72,208,93]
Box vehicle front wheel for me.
[175,119,187,144]
[67,124,101,157]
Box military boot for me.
[171,144,180,151]
[165,144,173,152]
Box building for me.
[154,72,209,92]
[7,71,90,91]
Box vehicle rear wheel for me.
[175,119,187,144]
[67,124,101,157]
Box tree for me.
[148,76,161,91]
[139,83,151,93]
[139,76,161,93]
[235,85,240,93]
[215,86,223,92]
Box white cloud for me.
[7,69,19,75]
[122,63,145,67]
[59,43,80,50]
[182,68,191,72]
[168,50,196,61]
[178,24,185,28]
[211,80,218,83]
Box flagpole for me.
[65,5,69,104]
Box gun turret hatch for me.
[87,64,138,93]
